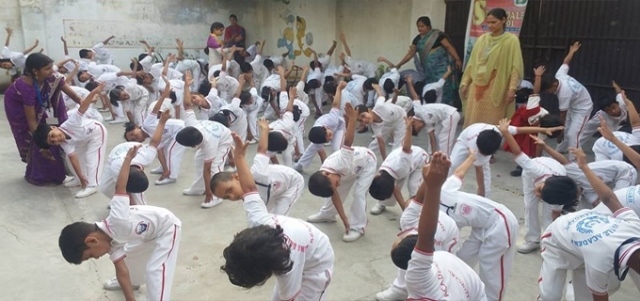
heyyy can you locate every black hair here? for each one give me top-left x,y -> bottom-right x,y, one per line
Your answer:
213,70 -> 221,78
263,59 -> 275,72
129,61 -> 143,72
416,16 -> 432,28
33,123 -> 53,149
167,91 -> 177,104
176,126 -> 204,147
261,86 -> 273,103
308,171 -> 334,197
363,78 -> 378,90
229,14 -> 238,21
391,234 -> 418,270
515,88 -> 533,104
308,126 -> 328,144
233,51 -> 245,64
78,49 -> 91,59
210,22 -> 224,33
84,81 -> 99,92
135,74 -> 145,86
324,75 -> 335,83
138,53 -> 148,62
210,111 -> 231,127
198,60 -> 209,77
540,75 -> 558,92
210,172 -> 235,191
123,123 -> 138,141
127,166 -> 149,193
24,53 -> 53,77
476,130 -> 502,156
487,8 -> 508,29
240,62 -> 253,74
619,123 -> 632,134
597,95 -> 618,112
203,46 -> 210,55
382,79 -> 395,95
414,81 -> 426,104
423,90 -> 437,104
323,81 -> 337,96
540,176 -> 577,206
198,80 -> 212,96
267,131 -> 288,152
622,145 -> 640,165
76,70 -> 89,82
369,171 -> 396,200
239,91 -> 252,106
307,79 -> 320,90
355,104 -> 369,115
292,105 -> 302,122
220,225 -> 293,288
58,222 -> 95,264
309,60 -> 323,70
407,108 -> 415,117
0,58 -> 14,67
539,115 -> 563,138
109,86 -> 125,107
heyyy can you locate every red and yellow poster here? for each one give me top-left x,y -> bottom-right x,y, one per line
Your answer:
463,0 -> 529,68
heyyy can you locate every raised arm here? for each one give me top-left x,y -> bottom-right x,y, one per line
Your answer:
529,134 -> 570,165
533,66 -> 545,95
176,39 -> 185,61
78,83 -> 104,114
402,117 -> 414,153
257,118 -> 269,154
102,35 -> 116,45
415,152 -> 450,253
339,32 -> 352,57
299,65 -> 310,84
4,27 -> 12,47
571,148 -> 623,213
311,48 -> 319,68
499,118 -> 523,157
63,60 -> 79,84
563,42 -> 581,66
115,145 -> 140,195
395,45 -> 417,69
621,91 -> 640,127
149,111 -> 170,148
284,60 -> 295,79
598,116 -> 640,169
340,83 -> 357,147
453,151 -> 476,179
405,75 -> 420,101
377,56 -> 394,68
277,66 -> 286,92
151,77 -> 171,114
285,86 -> 295,113
23,39 -> 39,55
162,53 -> 175,77
60,36 -> 69,56
232,133 -> 257,193
183,71 -> 193,110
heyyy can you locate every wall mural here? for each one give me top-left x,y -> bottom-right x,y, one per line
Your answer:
277,8 -> 314,59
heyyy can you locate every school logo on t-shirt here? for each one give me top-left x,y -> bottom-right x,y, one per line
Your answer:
135,222 -> 149,235
567,212 -> 620,247
460,203 -> 473,216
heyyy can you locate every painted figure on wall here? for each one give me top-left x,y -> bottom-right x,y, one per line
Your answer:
277,11 -> 314,59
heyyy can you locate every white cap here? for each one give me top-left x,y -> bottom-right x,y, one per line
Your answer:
519,80 -> 533,90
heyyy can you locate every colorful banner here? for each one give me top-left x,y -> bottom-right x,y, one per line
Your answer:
463,0 -> 529,69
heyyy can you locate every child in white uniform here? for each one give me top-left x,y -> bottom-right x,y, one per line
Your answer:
177,72 -> 234,208
377,57 -> 401,98
578,83 -> 628,147
109,81 -> 150,126
211,119 -> 304,216
58,145 -> 181,301
307,102 -> 377,242
541,42 -> 593,155
406,75 -> 459,154
221,132 -> 334,300
1,27 -> 39,75
339,33 -> 377,78
450,121 -> 562,197
33,85 -> 108,199
357,84 -> 407,160
125,85 -> 186,186
377,168 -> 460,301
214,80 -> 249,141
62,85 -> 103,122
403,152 -> 487,301
500,119 -> 579,254
440,151 -> 519,301
369,118 -> 430,215
538,148 -> 640,301
267,87 -> 299,167
294,82 -> 347,173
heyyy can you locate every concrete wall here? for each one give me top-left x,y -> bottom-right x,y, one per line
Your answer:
1,0 -> 449,85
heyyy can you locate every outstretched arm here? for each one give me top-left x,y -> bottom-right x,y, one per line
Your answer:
256,119 -> 269,154
176,39 -> 185,61
4,27 -> 12,47
533,66 -> 545,95
395,45 -> 417,69
149,111 -> 170,148
529,134 -> 570,165
598,116 -> 640,169
621,91 -> 640,128
115,145 -> 139,195
61,36 -> 69,56
499,118 -> 523,157
415,152 -> 451,253
377,56 -> 394,68
151,77 -> 171,115
571,148 -> 623,213
339,33 -> 352,57
102,35 -> 116,45
232,133 -> 257,193
563,42 -> 581,66
405,75 -> 420,101
78,83 -> 104,114
23,39 -> 39,55
453,151 -> 476,179
183,71 -> 193,110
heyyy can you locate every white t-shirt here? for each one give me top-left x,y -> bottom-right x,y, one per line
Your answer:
216,71 -> 240,102
421,78 -> 445,103
593,186 -> 640,217
122,82 -> 149,112
141,112 -> 185,150
380,146 -> 429,180
59,110 -> 103,156
251,153 -> 304,206
379,68 -> 400,92
458,123 -> 517,166
515,153 -> 566,213
149,63 -> 183,82
156,79 -> 185,107
107,142 -> 158,174
339,90 -> 360,113
345,74 -> 368,103
400,199 -> 460,253
406,249 -> 486,300
345,56 -> 377,78
547,208 -> 640,294
269,111 -> 297,146
592,129 -> 640,161
92,42 -> 114,65
220,97 -> 248,135
564,161 -> 637,205
261,74 -> 281,91
413,102 -> 458,133
251,54 -> 269,87
320,146 -> 377,182
372,97 -> 406,126
96,73 -> 132,91
183,110 -> 233,162
62,86 -> 91,111
2,46 -> 26,71
202,87 -> 226,119
242,192 -> 334,300
312,108 -> 345,139
441,175 -> 515,229
555,64 -> 593,113
95,195 -> 181,262
86,63 -> 121,78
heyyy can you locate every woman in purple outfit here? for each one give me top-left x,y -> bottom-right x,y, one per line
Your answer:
4,53 -> 82,186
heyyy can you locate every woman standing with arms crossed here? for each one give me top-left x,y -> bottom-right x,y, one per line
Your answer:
460,8 -> 524,128
4,53 -> 82,186
395,16 -> 462,106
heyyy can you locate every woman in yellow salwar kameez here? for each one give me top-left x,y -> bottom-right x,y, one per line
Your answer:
460,8 -> 524,128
